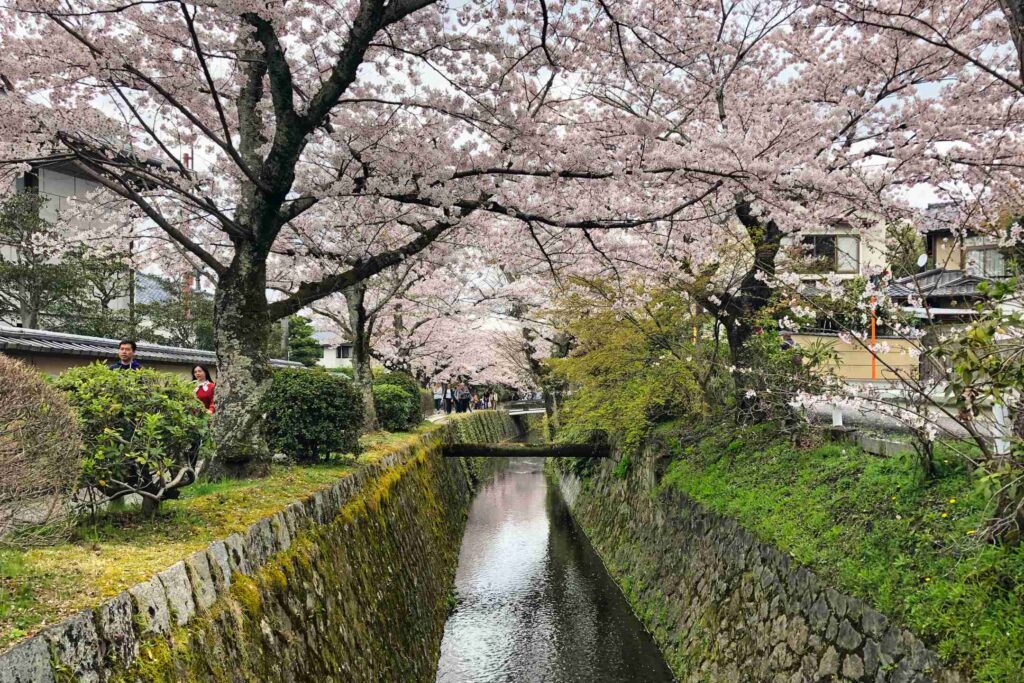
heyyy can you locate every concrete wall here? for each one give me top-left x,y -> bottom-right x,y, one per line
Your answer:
792,333 -> 920,381
0,411 -> 518,683
551,444 -> 964,683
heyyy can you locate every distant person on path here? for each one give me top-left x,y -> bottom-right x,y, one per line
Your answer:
488,392 -> 497,409
108,340 -> 141,370
432,384 -> 443,413
444,383 -> 455,414
457,382 -> 471,413
193,365 -> 216,414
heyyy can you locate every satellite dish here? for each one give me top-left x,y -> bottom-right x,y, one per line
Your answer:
916,254 -> 928,268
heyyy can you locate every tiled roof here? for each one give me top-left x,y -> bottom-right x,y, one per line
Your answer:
0,325 -> 302,368
886,269 -> 990,299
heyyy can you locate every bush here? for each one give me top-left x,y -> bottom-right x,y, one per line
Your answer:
54,363 -> 211,515
373,370 -> 423,426
264,368 -> 363,463
0,356 -> 82,546
373,384 -> 417,432
328,366 -> 354,379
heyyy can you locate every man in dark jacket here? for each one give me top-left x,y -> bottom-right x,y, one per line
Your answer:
108,340 -> 142,370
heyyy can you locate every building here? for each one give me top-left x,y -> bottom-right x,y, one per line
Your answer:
315,330 -> 354,370
781,216 -> 889,286
0,325 -> 302,377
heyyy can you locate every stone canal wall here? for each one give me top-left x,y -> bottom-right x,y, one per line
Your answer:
552,442 -> 965,683
1,411 -> 517,683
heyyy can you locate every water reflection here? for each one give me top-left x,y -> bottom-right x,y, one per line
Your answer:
436,458 -> 675,683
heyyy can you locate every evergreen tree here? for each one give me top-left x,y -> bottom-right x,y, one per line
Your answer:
287,315 -> 321,367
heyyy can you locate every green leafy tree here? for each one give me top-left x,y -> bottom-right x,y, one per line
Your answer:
287,315 -> 321,367
137,277 -> 215,350
0,192 -> 82,328
886,221 -> 927,278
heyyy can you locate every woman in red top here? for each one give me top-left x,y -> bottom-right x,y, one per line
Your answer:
192,365 -> 215,414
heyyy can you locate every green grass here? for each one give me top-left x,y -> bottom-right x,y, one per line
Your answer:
660,422 -> 1024,682
0,426 -> 436,651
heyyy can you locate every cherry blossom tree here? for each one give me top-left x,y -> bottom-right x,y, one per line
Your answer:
0,0 -> 716,474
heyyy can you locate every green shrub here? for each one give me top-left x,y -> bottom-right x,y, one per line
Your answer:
372,370 -> 423,426
373,384 -> 416,432
54,363 -> 211,515
328,366 -> 354,379
263,368 -> 363,463
0,355 -> 82,545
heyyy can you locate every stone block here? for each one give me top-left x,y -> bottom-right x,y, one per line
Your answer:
861,609 -> 888,639
42,610 -> 102,683
271,511 -> 292,553
185,550 -> 218,612
224,532 -> 251,575
842,653 -> 865,680
128,576 -> 171,636
836,619 -> 862,652
245,517 -> 277,568
95,591 -> 138,668
817,646 -> 840,678
809,594 -> 830,631
0,636 -> 55,683
207,539 -> 234,589
158,561 -> 197,627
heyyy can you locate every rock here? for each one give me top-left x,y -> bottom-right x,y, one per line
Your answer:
786,616 -> 809,654
185,550 -> 218,612
861,610 -> 888,639
95,592 -> 138,667
129,577 -> 171,636
825,587 -> 848,617
207,540 -> 234,589
817,646 -> 841,678
809,594 -> 830,631
842,654 -> 865,680
158,561 -> 197,627
245,517 -> 276,567
0,636 -> 55,683
42,610 -> 102,683
862,639 -> 881,677
271,511 -> 292,553
223,532 -> 251,575
271,452 -> 293,465
836,619 -> 863,652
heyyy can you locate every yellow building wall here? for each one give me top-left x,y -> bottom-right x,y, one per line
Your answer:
792,334 -> 920,381
932,237 -> 963,270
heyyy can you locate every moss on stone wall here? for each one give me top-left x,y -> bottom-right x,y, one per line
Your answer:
551,443 -> 965,683
2,411 -> 518,683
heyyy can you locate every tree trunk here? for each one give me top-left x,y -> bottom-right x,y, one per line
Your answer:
345,282 -> 377,430
210,243 -> 273,478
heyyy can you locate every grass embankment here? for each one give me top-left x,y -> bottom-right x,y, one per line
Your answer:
0,423 -> 435,651
660,422 -> 1024,682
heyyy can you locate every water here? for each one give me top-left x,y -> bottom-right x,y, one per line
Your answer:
435,457 -> 675,683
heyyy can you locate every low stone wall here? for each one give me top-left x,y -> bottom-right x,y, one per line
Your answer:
1,411 -> 517,683
551,443 -> 965,683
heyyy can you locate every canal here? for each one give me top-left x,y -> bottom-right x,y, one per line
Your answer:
435,457 -> 675,682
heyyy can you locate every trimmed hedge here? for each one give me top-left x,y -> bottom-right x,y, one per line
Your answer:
374,384 -> 416,432
264,368 -> 363,462
0,355 -> 82,545
372,370 -> 423,429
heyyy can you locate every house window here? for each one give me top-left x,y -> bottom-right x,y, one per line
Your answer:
336,344 -> 353,359
800,235 -> 860,274
965,248 -> 1007,278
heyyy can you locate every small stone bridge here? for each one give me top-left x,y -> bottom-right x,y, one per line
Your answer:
445,401 -> 609,458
